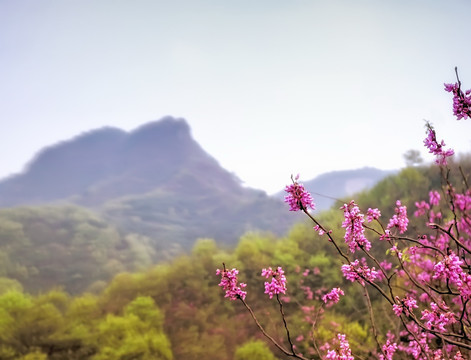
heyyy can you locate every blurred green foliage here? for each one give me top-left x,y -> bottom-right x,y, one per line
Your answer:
0,157 -> 470,359
0,205 -> 156,294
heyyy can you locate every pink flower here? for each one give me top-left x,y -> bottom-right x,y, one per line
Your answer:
421,302 -> 456,332
322,287 -> 345,307
301,285 -> 313,300
387,200 -> 409,234
341,201 -> 371,253
429,190 -> 441,206
366,208 -> 381,222
261,266 -> 287,299
284,175 -> 315,211
444,81 -> 471,120
432,252 -> 471,299
379,332 -> 398,360
341,259 -> 379,285
414,200 -> 430,217
325,334 -> 354,360
423,125 -> 454,166
313,225 -> 326,236
454,191 -> 471,212
393,295 -> 418,316
433,252 -> 463,284
380,260 -> 392,271
392,303 -> 403,317
390,245 -> 402,260
216,267 -> 247,300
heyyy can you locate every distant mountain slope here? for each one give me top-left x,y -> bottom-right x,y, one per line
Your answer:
0,117 -> 300,255
0,205 -> 149,294
0,117 -> 241,207
275,168 -> 396,212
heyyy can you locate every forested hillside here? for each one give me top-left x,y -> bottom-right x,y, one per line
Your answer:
1,157 -> 470,359
0,117 -> 301,258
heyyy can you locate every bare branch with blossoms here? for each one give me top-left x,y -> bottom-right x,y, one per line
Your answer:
444,67 -> 471,120
217,70 -> 471,359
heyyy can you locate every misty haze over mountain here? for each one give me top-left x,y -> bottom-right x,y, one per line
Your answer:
0,117 -> 394,252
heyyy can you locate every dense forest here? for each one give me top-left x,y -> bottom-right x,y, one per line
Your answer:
1,155 -> 470,359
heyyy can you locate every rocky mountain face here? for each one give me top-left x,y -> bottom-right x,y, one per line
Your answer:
0,117 -> 300,256
0,117 -> 239,206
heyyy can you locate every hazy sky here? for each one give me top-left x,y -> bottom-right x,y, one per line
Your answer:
1,0 -> 471,194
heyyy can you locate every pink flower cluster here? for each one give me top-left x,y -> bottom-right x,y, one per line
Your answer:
454,191 -> 471,212
414,191 -> 443,223
429,190 -> 441,206
387,200 -> 409,234
284,175 -> 315,212
432,252 -> 471,299
341,259 -> 379,285
366,207 -> 381,222
341,201 -> 371,253
424,126 -> 454,166
261,266 -> 287,299
325,333 -> 354,360
216,267 -> 247,300
421,302 -> 456,332
414,200 -> 430,217
393,295 -> 418,317
444,82 -> 471,120
322,287 -> 344,307
379,332 -> 398,360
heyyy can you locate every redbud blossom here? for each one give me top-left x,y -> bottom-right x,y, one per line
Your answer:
400,331 -> 430,359
261,266 -> 287,299
393,295 -> 418,317
313,225 -> 326,235
284,176 -> 315,211
379,344 -> 397,360
322,287 -> 344,307
444,82 -> 471,120
432,252 -> 471,299
366,208 -> 381,222
387,200 -> 409,234
424,126 -> 454,166
414,201 -> 430,217
341,201 -> 371,253
454,191 -> 471,212
379,332 -> 398,360
341,259 -> 379,285
216,267 -> 247,300
421,302 -> 456,332
380,260 -> 392,271
429,190 -> 440,206
325,334 -> 354,360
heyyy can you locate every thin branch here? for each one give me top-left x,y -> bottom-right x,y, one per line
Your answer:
363,285 -> 382,355
276,294 -> 298,356
239,298 -> 310,360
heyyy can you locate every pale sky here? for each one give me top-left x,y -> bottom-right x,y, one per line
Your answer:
1,0 -> 471,194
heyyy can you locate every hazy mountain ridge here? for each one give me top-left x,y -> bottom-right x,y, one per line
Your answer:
0,117 -> 300,256
0,117 -> 243,207
0,117 -> 401,293
0,117 -> 395,258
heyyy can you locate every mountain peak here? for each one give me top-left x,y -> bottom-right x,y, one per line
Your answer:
0,117 -> 214,206
131,116 -> 190,136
